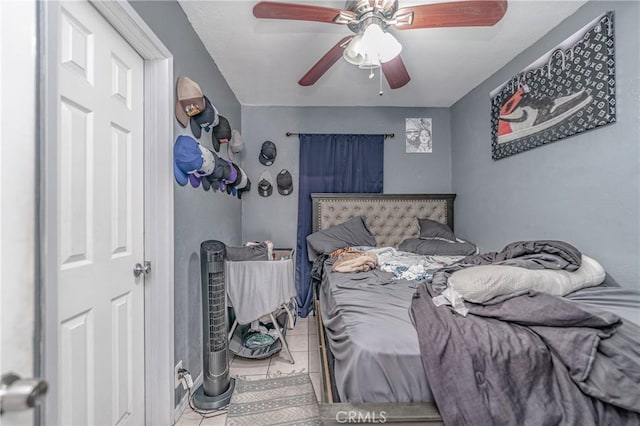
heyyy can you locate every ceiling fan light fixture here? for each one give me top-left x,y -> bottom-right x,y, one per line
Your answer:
254,0 -> 509,90
343,23 -> 402,67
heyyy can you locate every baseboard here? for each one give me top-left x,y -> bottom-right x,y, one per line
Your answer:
173,372 -> 204,424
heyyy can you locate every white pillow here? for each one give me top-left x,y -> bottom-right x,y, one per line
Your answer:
448,255 -> 605,304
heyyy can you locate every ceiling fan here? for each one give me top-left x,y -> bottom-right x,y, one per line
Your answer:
253,0 -> 508,90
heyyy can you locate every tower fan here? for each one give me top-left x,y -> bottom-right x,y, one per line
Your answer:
193,240 -> 235,409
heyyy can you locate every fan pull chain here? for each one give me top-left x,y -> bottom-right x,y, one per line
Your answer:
379,66 -> 383,96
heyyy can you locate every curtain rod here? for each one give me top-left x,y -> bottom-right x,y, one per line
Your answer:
285,132 -> 394,139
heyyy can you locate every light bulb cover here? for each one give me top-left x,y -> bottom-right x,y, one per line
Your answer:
343,23 -> 402,67
362,23 -> 386,46
343,35 -> 365,65
379,32 -> 402,63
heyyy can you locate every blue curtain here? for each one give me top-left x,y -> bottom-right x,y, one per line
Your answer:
295,134 -> 384,317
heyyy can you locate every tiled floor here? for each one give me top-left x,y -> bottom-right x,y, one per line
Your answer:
175,315 -> 321,426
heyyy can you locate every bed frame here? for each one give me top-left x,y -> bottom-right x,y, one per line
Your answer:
311,193 -> 455,425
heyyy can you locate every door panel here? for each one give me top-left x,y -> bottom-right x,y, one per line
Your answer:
57,1 -> 144,425
59,97 -> 93,268
111,292 -> 133,425
59,311 -> 94,426
110,124 -> 133,258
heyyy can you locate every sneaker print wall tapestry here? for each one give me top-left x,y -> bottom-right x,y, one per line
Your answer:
490,12 -> 615,160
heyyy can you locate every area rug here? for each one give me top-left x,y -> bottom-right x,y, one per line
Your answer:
226,373 -> 320,426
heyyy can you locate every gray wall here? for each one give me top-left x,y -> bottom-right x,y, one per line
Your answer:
129,0 -> 242,407
240,106 -> 451,249
451,1 -> 640,288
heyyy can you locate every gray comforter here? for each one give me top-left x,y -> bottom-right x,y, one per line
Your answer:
411,285 -> 640,425
459,239 -> 582,270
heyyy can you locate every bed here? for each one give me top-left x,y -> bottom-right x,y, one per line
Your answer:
309,193 -> 640,425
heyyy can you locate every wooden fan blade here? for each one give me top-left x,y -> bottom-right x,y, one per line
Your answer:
253,1 -> 352,24
394,0 -> 508,30
299,36 -> 353,87
381,55 -> 411,89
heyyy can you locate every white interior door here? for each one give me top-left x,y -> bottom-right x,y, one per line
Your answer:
56,1 -> 145,424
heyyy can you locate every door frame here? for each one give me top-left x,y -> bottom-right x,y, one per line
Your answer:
40,1 -> 175,425
1,2 -> 38,426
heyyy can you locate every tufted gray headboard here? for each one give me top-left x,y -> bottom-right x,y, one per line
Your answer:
311,193 -> 456,248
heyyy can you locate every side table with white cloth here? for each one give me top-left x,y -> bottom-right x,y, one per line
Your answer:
225,249 -> 296,363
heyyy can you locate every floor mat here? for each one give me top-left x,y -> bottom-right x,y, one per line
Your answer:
226,373 -> 320,426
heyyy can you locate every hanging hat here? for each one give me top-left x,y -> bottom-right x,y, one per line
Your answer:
204,153 -> 231,189
212,116 -> 232,152
222,159 -> 238,184
214,159 -> 237,193
258,171 -> 273,197
175,76 -> 205,128
189,174 -> 201,188
234,164 -> 249,190
201,176 -> 211,191
205,174 -> 220,190
236,167 -> 252,199
229,163 -> 243,187
211,154 -> 230,180
226,183 -> 237,196
237,178 -> 251,199
276,169 -> 293,196
228,129 -> 245,161
259,141 -> 277,166
173,135 -> 215,186
190,96 -> 219,140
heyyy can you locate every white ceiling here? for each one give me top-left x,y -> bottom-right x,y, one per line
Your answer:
178,0 -> 588,107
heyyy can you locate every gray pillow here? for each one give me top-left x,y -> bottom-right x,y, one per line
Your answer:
306,216 -> 376,261
399,237 -> 477,256
226,243 -> 269,261
418,218 -> 456,241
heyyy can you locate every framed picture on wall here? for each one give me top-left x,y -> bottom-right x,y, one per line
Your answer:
406,118 -> 432,153
490,11 -> 615,160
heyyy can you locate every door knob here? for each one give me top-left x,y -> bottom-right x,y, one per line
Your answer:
133,261 -> 151,277
0,372 -> 48,414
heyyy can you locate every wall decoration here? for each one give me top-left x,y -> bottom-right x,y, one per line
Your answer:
490,12 -> 615,160
406,118 -> 432,153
